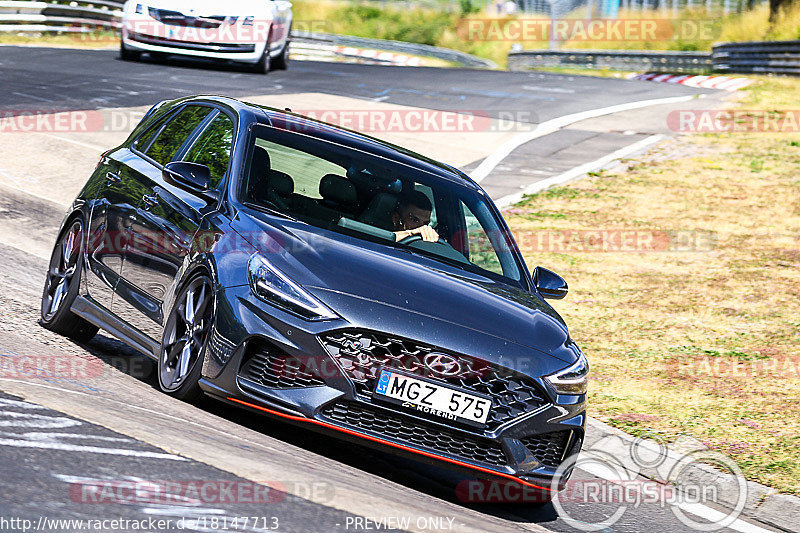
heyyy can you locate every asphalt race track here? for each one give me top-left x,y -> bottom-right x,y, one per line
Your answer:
0,45 -> 778,533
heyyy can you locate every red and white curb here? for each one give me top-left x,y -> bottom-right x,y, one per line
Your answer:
289,42 -> 425,67
629,73 -> 754,92
334,46 -> 423,66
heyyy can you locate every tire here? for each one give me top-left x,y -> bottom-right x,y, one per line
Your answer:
119,41 -> 141,61
250,45 -> 271,74
40,219 -> 99,343
158,273 -> 214,401
272,39 -> 289,71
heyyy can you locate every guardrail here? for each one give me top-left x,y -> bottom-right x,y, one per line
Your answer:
0,0 -> 494,68
508,49 -> 713,73
713,40 -> 800,75
291,30 -> 495,69
0,0 -> 123,32
509,43 -> 800,75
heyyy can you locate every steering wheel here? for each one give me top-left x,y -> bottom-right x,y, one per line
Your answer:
398,234 -> 447,245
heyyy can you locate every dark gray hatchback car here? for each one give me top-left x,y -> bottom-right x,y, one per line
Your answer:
41,95 -> 588,500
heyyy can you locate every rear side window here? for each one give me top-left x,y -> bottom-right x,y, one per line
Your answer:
145,106 -> 212,166
255,138 -> 343,199
133,113 -> 171,152
183,113 -> 234,189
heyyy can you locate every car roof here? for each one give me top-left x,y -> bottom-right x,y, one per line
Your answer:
179,95 -> 481,190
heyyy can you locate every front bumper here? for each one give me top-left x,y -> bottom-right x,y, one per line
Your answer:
200,284 -> 586,491
122,24 -> 267,62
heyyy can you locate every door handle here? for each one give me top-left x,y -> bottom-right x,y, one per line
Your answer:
142,194 -> 159,210
106,172 -> 121,185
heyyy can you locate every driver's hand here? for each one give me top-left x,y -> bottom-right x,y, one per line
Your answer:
417,225 -> 439,242
395,225 -> 439,243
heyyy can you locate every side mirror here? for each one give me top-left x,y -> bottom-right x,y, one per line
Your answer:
533,266 -> 568,300
163,161 -> 218,203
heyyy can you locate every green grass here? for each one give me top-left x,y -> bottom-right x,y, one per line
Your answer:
292,0 -> 800,67
503,75 -> 800,494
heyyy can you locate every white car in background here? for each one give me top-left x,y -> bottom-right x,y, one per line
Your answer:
120,0 -> 292,73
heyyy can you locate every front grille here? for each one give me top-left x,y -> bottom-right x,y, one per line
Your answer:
320,330 -> 549,428
240,346 -> 326,389
129,33 -> 257,53
321,401 -> 507,467
148,8 -> 224,28
519,431 -> 572,469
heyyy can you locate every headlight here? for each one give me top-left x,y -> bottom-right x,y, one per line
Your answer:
544,353 -> 589,395
247,253 -> 337,321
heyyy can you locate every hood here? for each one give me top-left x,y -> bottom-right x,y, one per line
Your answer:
232,210 -> 578,368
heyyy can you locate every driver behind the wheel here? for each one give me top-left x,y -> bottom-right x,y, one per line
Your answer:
392,190 -> 439,243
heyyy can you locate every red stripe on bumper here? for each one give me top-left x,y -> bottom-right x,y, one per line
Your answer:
226,396 -> 552,492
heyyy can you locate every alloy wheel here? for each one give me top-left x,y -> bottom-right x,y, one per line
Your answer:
159,275 -> 214,392
42,220 -> 82,321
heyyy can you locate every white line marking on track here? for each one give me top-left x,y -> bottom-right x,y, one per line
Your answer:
469,95 -> 695,183
580,460 -> 773,533
0,397 -> 186,460
30,131 -> 105,151
0,379 -> 286,455
0,435 -> 187,460
494,134 -> 665,207
12,91 -> 54,103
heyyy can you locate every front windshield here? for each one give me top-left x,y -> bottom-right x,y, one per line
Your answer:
241,124 -> 523,286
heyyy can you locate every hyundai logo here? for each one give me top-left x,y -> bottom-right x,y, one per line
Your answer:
342,339 -> 364,350
423,353 -> 461,377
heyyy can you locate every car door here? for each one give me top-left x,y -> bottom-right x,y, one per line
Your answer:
114,106 -> 234,341
84,115 -> 172,311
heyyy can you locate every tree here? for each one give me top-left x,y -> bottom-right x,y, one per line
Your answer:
769,0 -> 792,22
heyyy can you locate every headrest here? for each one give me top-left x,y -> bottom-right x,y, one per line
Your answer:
319,174 -> 357,205
267,170 -> 293,196
251,146 -> 270,176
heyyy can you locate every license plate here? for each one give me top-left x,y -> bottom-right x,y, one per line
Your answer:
374,370 -> 492,428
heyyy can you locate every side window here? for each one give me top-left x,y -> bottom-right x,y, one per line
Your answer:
183,113 -> 234,189
254,138 -> 343,199
132,113 -> 171,152
145,106 -> 212,166
460,201 -> 504,277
